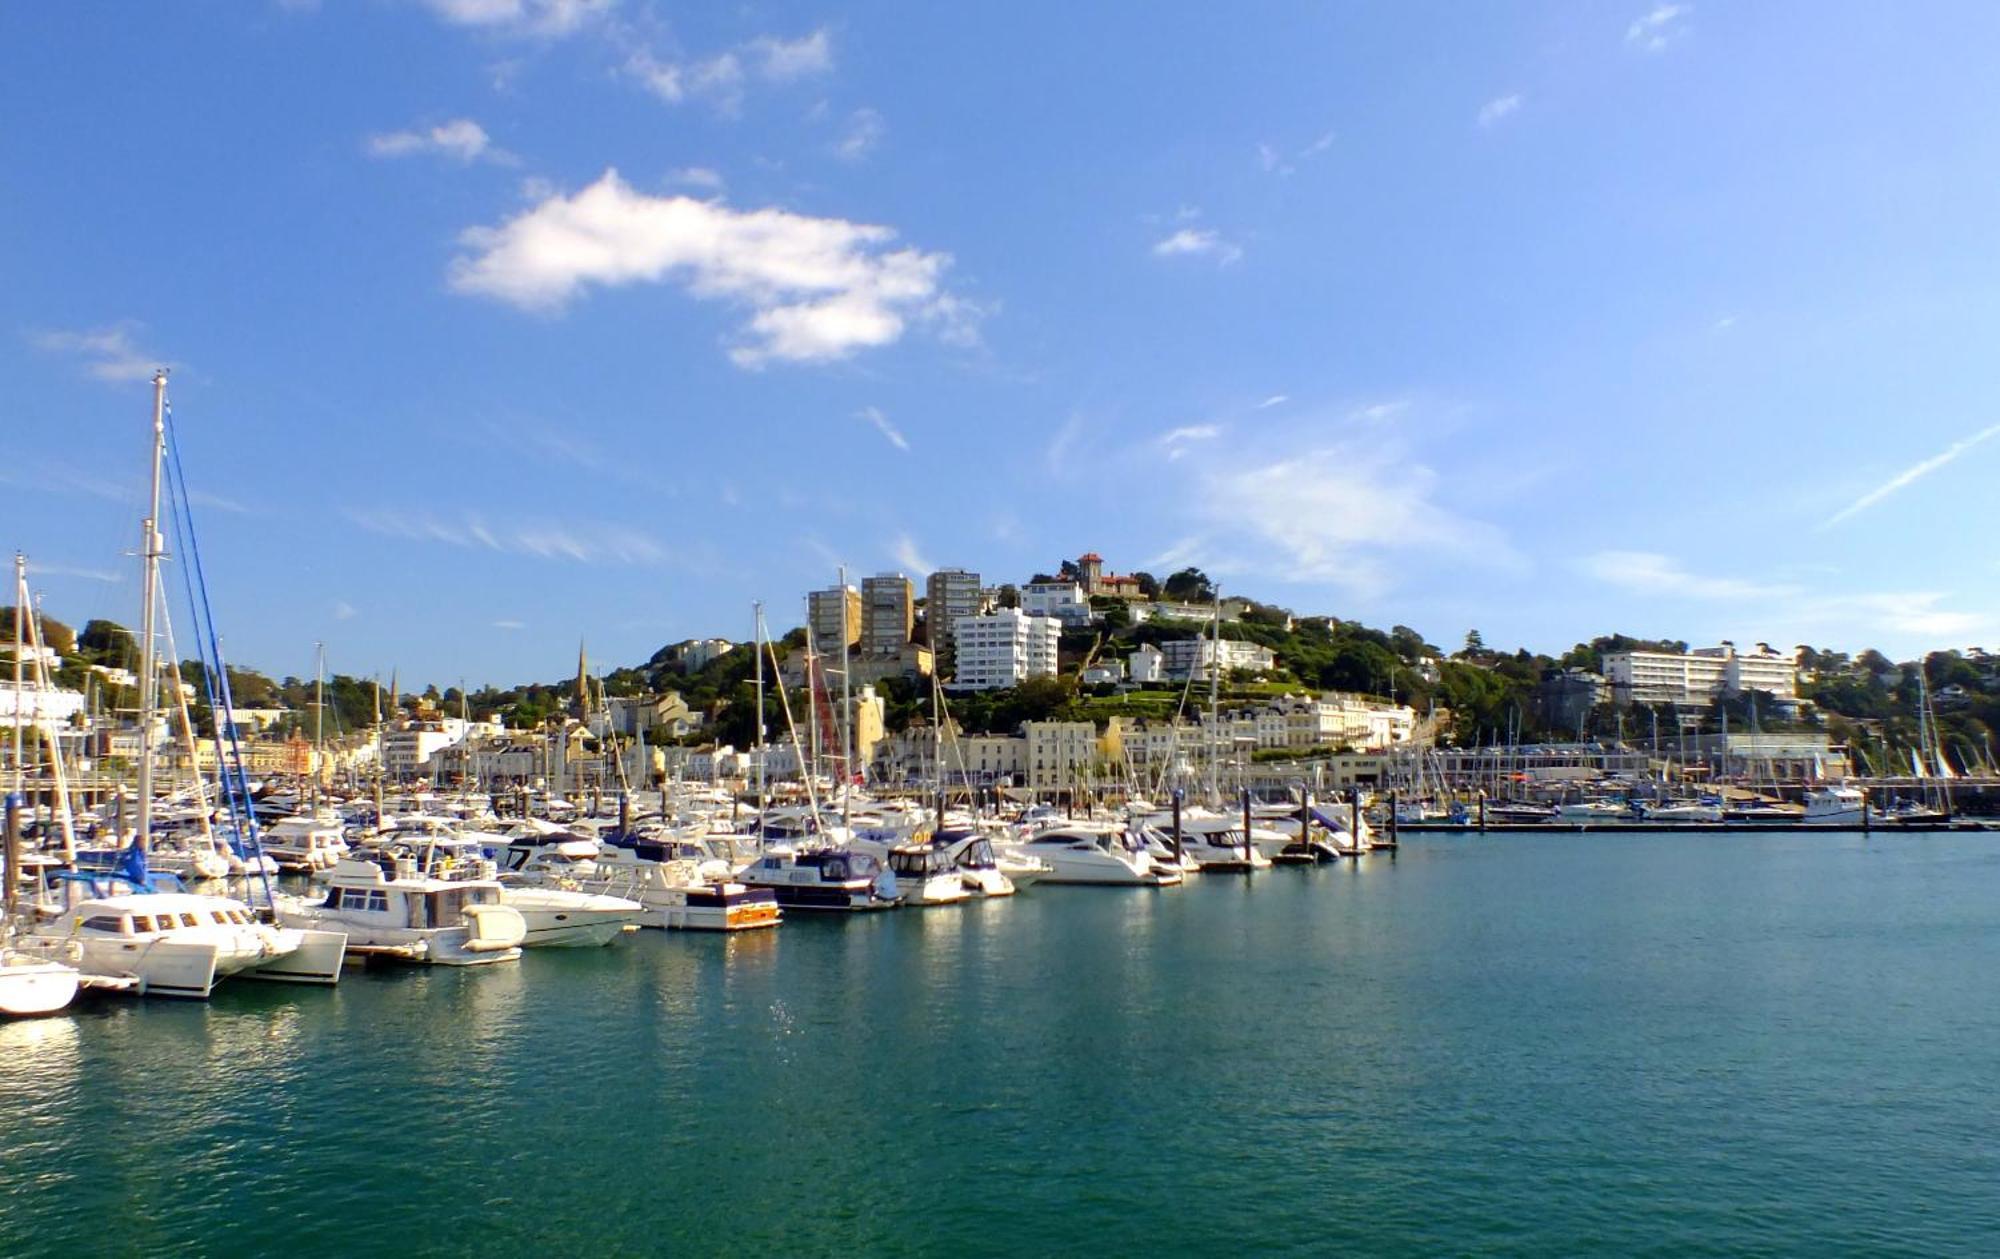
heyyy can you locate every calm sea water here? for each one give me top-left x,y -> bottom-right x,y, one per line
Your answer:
5,831 -> 1999,1257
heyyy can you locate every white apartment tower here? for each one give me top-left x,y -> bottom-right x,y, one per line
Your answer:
947,609 -> 1062,691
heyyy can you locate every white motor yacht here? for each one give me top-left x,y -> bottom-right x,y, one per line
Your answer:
883,842 -> 971,906
1011,826 -> 1181,886
497,883 -> 644,947
260,813 -> 349,872
736,848 -> 902,911
276,851 -> 524,965
1803,786 -> 1867,825
932,830 -> 1023,896
1152,815 -> 1272,873
580,837 -> 782,931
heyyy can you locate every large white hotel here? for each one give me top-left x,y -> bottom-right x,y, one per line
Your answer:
1600,641 -> 1800,707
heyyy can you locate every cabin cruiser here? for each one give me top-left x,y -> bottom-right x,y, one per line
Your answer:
1556,799 -> 1635,823
1877,797 -> 1947,824
883,842 -> 971,906
580,842 -> 781,931
260,813 -> 349,872
1642,795 -> 1725,824
931,830 -> 1023,896
1802,786 -> 1866,825
0,944 -> 81,1016
1485,800 -> 1559,823
1155,814 -> 1272,873
497,882 -> 644,947
276,849 -> 524,965
737,848 -> 901,911
1009,826 -> 1182,886
22,868 -> 343,996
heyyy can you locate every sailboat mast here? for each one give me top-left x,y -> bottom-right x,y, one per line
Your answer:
838,565 -> 853,826
312,642 -> 326,811
135,370 -> 168,852
11,553 -> 24,797
753,601 -> 766,840
1208,582 -> 1221,804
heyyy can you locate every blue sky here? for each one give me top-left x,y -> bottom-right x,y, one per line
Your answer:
5,1 -> 1999,687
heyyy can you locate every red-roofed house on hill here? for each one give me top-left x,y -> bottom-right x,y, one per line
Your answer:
1076,552 -> 1146,600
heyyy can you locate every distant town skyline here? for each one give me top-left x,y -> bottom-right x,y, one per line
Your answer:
6,3 -> 2000,687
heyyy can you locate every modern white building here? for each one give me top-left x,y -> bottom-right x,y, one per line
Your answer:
675,638 -> 736,672
1602,642 -> 1799,707
1156,637 -> 1278,682
1020,581 -> 1093,626
948,610 -> 1062,691
1129,644 -> 1166,684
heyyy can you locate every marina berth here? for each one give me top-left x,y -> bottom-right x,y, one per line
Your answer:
579,836 -> 782,931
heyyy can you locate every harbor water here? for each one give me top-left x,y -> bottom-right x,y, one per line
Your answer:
5,830 -> 1999,1256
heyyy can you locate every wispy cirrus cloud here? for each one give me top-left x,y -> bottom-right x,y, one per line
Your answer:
1820,422 -> 2000,530
1256,394 -> 1289,410
26,561 -> 122,584
856,406 -> 909,452
1579,549 -> 1993,647
449,169 -> 975,367
1258,129 -> 1335,177
1161,428 -> 1516,598
833,107 -> 884,161
348,506 -> 666,565
492,618 -> 527,630
621,27 -> 832,112
1159,424 -> 1220,461
750,29 -> 832,81
419,0 -> 611,39
1349,399 -> 1412,423
367,118 -> 512,164
892,534 -> 934,576
1626,3 -> 1691,52
30,324 -> 169,382
1477,93 -> 1523,128
1152,227 -> 1243,266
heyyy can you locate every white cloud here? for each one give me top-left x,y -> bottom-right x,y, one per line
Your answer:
1581,550 -> 1797,602
857,406 -> 909,452
1477,94 -> 1522,128
26,561 -> 122,584
1152,228 -> 1243,265
750,29 -> 832,81
1256,394 -> 1289,410
493,618 -> 527,630
1257,141 -> 1290,176
420,0 -> 610,38
1046,412 -> 1086,475
449,169 -> 969,367
30,325 -> 167,382
349,507 -> 666,565
186,489 -> 250,514
1172,439 -> 1514,597
667,166 -> 725,191
1349,399 -> 1411,423
1159,424 -> 1220,461
1258,130 -> 1335,176
1626,3 -> 1691,52
1820,422 -> 2000,529
835,107 -> 884,161
1712,314 -> 1737,332
1578,550 -> 1994,648
892,534 -> 934,576
333,600 -> 358,621
368,118 -> 511,164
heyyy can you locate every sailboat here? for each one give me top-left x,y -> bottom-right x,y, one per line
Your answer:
3,560 -> 81,1016
16,373 -> 344,995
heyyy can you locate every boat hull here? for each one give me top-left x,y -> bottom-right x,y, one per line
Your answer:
0,956 -> 81,1016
